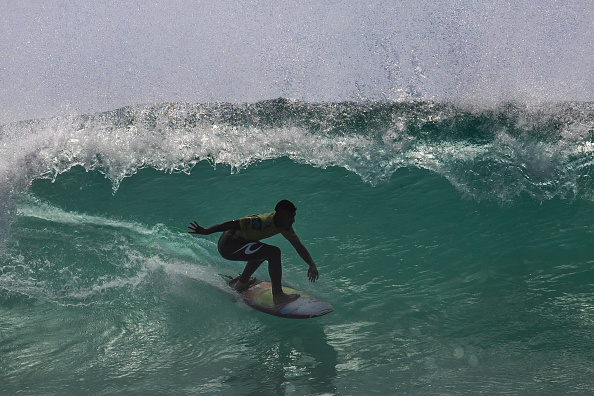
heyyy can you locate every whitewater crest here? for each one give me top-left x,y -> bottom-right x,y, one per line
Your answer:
0,99 -> 593,205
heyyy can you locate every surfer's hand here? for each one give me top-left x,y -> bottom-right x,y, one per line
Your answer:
188,221 -> 206,234
308,265 -> 319,282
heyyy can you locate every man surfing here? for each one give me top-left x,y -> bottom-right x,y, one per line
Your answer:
188,200 -> 319,305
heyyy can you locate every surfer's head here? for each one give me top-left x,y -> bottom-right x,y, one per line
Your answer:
275,199 -> 297,214
275,200 -> 297,229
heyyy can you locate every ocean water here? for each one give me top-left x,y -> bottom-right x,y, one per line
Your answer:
1,100 -> 593,395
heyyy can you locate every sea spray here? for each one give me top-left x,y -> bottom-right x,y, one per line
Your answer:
2,100 -> 593,202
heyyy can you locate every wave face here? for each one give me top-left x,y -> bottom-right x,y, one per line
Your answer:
1,100 -> 594,394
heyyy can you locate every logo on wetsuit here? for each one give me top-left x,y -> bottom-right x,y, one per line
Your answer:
251,217 -> 263,230
232,242 -> 263,255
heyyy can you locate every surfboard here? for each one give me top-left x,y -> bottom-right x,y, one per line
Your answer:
223,275 -> 334,319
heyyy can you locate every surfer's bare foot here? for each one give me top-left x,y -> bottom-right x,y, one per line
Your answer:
273,292 -> 300,305
232,277 -> 257,292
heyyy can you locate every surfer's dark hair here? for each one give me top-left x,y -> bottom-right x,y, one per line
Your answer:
275,199 -> 297,213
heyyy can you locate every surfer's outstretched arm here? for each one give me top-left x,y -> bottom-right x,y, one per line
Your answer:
288,235 -> 319,282
188,220 -> 239,235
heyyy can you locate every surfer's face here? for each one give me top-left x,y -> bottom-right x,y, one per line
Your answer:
277,210 -> 296,229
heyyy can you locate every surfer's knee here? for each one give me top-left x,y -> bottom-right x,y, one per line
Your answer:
266,245 -> 281,262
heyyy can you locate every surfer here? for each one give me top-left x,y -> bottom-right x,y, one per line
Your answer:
188,200 -> 319,305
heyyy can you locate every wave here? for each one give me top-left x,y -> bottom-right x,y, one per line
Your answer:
2,195 -> 224,304
1,99 -> 593,216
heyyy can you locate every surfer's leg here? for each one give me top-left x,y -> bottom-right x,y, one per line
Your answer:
264,246 -> 283,295
218,236 -> 298,302
265,247 -> 299,304
231,243 -> 284,295
239,260 -> 264,284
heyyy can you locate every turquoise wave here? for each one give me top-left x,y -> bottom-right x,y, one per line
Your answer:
1,100 -> 594,394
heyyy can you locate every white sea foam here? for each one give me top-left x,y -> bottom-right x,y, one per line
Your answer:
1,100 -> 593,236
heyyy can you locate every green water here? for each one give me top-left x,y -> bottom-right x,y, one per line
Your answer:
1,102 -> 594,394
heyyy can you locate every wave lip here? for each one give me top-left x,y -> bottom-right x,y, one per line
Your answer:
1,100 -> 593,208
